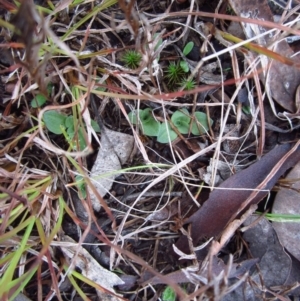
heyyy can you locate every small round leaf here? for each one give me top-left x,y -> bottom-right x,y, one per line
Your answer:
137,109 -> 159,136
171,109 -> 191,134
65,115 -> 74,129
129,109 -> 160,136
66,126 -> 75,139
140,108 -> 153,123
157,122 -> 177,143
31,94 -> 47,108
43,110 -> 67,134
191,112 -> 213,135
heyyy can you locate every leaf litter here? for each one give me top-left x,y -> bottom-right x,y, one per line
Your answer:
1,0 -> 300,300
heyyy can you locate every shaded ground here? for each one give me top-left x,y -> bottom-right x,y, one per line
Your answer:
1,0 -> 300,300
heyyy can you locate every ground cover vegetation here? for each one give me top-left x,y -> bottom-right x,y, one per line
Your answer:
1,0 -> 300,300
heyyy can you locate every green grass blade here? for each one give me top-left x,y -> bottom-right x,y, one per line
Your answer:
8,268 -> 38,301
0,216 -> 36,297
0,214 -> 35,244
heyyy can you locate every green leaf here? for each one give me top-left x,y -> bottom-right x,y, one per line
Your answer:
128,109 -> 159,136
65,115 -> 74,129
91,119 -> 101,132
157,122 -> 177,143
66,126 -> 75,139
31,94 -> 47,108
140,108 -> 160,136
67,127 -> 87,150
139,108 -> 152,123
191,112 -> 213,135
43,111 -> 67,134
66,127 -> 76,150
183,41 -> 194,56
162,286 -> 176,301
242,105 -> 251,115
171,109 -> 191,134
142,121 -> 160,136
180,61 -> 189,73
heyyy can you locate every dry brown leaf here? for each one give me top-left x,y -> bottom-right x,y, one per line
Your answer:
175,143 -> 300,258
88,128 -> 134,211
272,161 -> 300,262
0,114 -> 24,130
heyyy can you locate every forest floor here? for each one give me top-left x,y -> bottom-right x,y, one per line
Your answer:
1,0 -> 300,300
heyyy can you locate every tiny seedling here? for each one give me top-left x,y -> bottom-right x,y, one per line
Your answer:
180,77 -> 196,90
183,41 -> 194,56
43,110 -> 101,150
128,108 -> 160,136
166,41 -> 195,88
171,108 -> 191,134
43,110 -> 67,135
121,50 -> 142,69
180,41 -> 194,73
223,67 -> 232,72
129,108 -> 213,143
165,62 -> 185,85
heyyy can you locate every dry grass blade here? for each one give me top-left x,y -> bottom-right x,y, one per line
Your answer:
1,0 -> 300,299
118,0 -> 139,37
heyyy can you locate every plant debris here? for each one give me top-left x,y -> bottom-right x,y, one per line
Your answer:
1,0 -> 300,300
